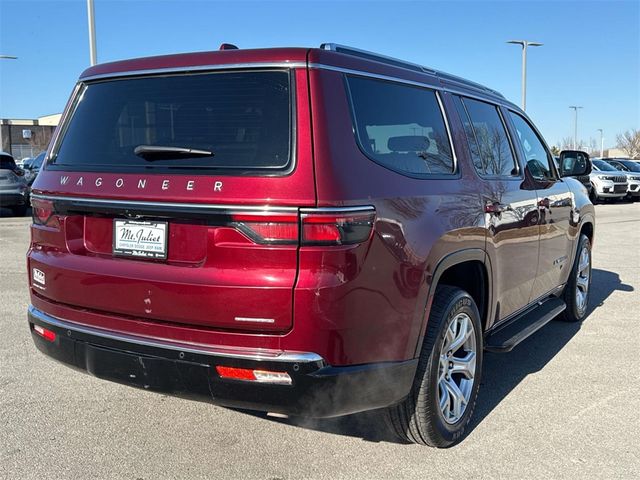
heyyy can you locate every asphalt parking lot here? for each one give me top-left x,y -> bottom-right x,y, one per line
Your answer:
1,203 -> 639,479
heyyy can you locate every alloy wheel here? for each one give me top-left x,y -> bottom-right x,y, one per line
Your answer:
575,246 -> 590,313
437,313 -> 477,424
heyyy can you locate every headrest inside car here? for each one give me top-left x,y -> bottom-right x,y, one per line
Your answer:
387,135 -> 431,152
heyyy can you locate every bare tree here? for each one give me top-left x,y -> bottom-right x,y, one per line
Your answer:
616,129 -> 640,159
559,137 -> 574,149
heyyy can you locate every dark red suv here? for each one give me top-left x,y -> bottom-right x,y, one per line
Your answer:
27,43 -> 595,447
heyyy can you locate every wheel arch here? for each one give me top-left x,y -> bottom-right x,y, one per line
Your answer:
413,249 -> 493,358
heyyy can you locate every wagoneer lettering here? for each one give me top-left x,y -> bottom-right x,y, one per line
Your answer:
27,43 -> 595,448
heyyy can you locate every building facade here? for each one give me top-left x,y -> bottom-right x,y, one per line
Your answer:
0,114 -> 61,160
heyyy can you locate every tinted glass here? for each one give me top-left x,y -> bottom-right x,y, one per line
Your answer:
0,155 -> 17,170
31,152 -> 45,169
346,76 -> 454,176
51,71 -> 292,173
457,97 -> 517,176
452,95 -> 484,174
508,112 -> 555,181
619,160 -> 640,172
593,160 -> 618,171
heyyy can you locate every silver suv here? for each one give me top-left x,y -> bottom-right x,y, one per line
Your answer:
602,158 -> 640,201
589,159 -> 628,203
0,152 -> 29,216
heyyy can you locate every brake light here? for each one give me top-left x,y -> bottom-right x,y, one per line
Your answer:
31,198 -> 55,226
215,366 -> 292,385
301,209 -> 376,246
33,324 -> 56,342
231,213 -> 298,244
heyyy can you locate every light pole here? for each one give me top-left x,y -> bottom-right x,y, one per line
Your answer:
507,40 -> 543,111
569,106 -> 583,149
596,129 -> 604,157
0,55 -> 18,151
87,0 -> 97,66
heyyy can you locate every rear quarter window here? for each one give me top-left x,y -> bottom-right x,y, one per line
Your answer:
49,70 -> 293,174
346,75 -> 455,177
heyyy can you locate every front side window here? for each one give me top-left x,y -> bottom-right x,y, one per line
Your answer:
346,75 -> 454,176
49,70 -> 292,174
508,111 -> 555,181
454,96 -> 518,177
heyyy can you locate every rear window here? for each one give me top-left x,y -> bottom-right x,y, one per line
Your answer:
49,70 -> 293,174
346,75 -> 455,176
0,155 -> 17,170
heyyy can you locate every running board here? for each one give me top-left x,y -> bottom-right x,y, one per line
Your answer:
484,298 -> 566,353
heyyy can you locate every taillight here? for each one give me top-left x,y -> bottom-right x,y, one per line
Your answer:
231,213 -> 299,244
33,324 -> 56,342
229,207 -> 375,246
300,208 -> 375,246
31,198 -> 55,226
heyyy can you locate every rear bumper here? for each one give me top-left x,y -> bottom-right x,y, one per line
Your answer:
28,306 -> 417,418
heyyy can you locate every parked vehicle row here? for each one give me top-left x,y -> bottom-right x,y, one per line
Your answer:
595,157 -> 640,202
558,155 -> 640,204
0,150 -> 46,215
0,151 -> 30,216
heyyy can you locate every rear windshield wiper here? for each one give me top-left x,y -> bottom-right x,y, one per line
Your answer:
134,145 -> 214,161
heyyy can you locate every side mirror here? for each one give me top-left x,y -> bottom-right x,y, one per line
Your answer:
559,150 -> 591,177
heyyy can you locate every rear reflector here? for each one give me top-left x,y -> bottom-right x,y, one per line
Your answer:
215,365 -> 292,385
33,324 -> 56,342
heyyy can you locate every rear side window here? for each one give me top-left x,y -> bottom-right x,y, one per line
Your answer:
346,76 -> 454,176
50,70 -> 292,174
452,96 -> 518,177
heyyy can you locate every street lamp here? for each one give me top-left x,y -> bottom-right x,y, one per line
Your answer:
596,129 -> 604,158
87,0 -> 98,66
507,40 -> 543,111
569,106 -> 583,149
0,55 -> 18,151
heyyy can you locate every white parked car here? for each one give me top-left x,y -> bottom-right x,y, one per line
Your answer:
589,159 -> 628,203
602,158 -> 640,202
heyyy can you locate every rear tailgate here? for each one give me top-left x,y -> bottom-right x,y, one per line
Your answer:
29,66 -> 315,333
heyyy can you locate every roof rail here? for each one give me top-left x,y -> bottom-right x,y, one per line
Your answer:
320,43 -> 435,74
320,43 -> 505,99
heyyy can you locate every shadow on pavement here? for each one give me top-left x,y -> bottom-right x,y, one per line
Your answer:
233,268 -> 632,445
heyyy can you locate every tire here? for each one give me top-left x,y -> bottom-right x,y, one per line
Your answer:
561,234 -> 592,322
10,204 -> 27,217
588,189 -> 598,205
386,285 -> 483,447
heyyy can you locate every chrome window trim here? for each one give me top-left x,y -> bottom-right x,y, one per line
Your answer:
300,205 -> 375,214
28,305 -> 324,363
435,90 -> 459,175
74,60 -> 517,110
342,73 -> 459,179
80,61 -> 308,82
308,63 -> 519,110
30,193 -> 300,214
45,83 -> 84,165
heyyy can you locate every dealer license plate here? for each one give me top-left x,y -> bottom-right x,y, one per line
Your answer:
113,219 -> 168,259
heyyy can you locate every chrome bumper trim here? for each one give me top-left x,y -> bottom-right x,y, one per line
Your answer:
28,305 -> 324,364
